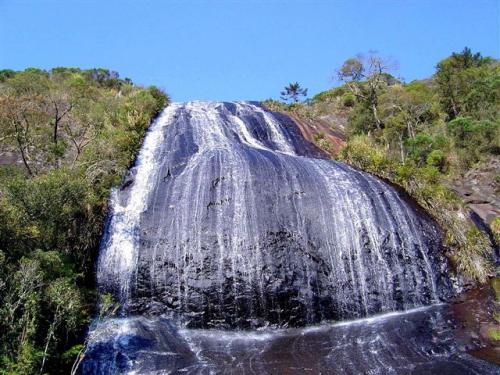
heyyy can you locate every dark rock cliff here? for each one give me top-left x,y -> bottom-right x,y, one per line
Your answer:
98,101 -> 453,329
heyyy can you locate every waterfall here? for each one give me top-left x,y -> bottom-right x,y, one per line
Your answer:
84,102 -> 500,375
97,101 -> 451,328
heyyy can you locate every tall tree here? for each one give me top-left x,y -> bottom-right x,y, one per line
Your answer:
434,47 -> 492,120
280,82 -> 308,103
0,94 -> 47,175
338,52 -> 396,130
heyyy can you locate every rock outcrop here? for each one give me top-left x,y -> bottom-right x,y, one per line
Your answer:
98,101 -> 452,329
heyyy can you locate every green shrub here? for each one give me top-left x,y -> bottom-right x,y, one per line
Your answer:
405,134 -> 435,165
491,217 -> 500,244
312,87 -> 346,103
449,227 -> 492,283
339,135 -> 392,175
489,328 -> 500,341
342,92 -> 355,107
426,150 -> 446,170
347,104 -> 377,136
447,117 -> 499,167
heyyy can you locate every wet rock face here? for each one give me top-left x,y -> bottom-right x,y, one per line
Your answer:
82,317 -> 198,374
98,101 -> 452,329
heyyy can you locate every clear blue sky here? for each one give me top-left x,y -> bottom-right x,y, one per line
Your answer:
1,0 -> 498,101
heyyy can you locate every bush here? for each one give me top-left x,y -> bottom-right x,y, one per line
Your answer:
347,104 -> 377,136
449,227 -> 493,283
491,217 -> 500,244
426,149 -> 446,170
342,92 -> 356,107
5,169 -> 92,253
447,117 -> 499,168
405,134 -> 434,165
339,135 -> 392,175
311,87 -> 346,103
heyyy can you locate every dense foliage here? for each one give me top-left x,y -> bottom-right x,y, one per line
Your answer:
0,68 -> 168,374
267,48 -> 499,283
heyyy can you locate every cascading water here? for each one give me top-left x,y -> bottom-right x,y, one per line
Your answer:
86,102 -> 498,374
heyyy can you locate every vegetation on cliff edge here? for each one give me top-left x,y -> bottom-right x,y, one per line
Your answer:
0,67 -> 168,374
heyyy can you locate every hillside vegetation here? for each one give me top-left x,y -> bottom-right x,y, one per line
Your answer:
0,68 -> 168,374
265,48 -> 499,283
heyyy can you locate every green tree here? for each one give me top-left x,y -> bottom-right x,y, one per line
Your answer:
280,82 -> 308,103
435,47 -> 495,119
338,52 -> 397,130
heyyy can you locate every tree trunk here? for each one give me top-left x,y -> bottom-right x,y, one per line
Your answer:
450,95 -> 458,118
372,103 -> 382,130
53,104 -> 59,145
15,133 -> 33,176
70,345 -> 86,375
407,121 -> 415,139
14,115 -> 33,176
52,102 -> 72,146
399,134 -> 406,163
39,330 -> 52,374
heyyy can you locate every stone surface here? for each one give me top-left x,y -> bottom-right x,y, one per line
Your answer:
450,157 -> 500,226
285,111 -> 346,156
83,305 -> 500,374
98,102 -> 452,329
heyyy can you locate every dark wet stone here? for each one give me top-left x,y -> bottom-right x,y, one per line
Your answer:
82,306 -> 499,374
99,102 -> 454,329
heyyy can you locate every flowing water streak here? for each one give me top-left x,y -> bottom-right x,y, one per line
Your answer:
97,104 -> 181,301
